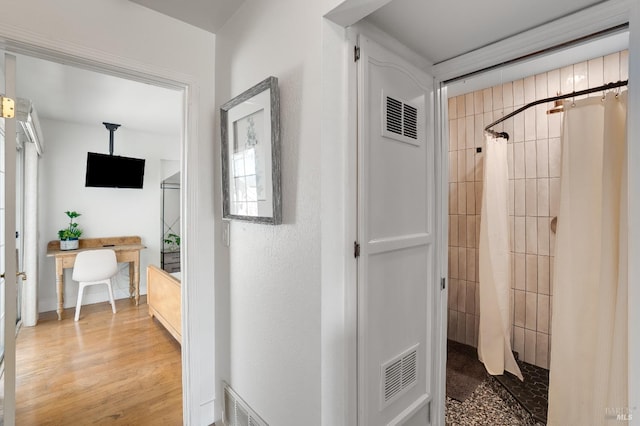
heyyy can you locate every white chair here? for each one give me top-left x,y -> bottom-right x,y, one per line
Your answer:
72,249 -> 118,321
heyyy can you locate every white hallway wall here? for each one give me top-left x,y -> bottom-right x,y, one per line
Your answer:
215,0 -> 324,424
0,0 -> 218,423
37,118 -> 179,312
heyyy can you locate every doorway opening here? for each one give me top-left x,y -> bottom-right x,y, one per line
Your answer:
442,31 -> 629,424
1,47 -> 186,423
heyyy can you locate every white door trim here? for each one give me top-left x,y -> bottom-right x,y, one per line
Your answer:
0,26 -> 202,424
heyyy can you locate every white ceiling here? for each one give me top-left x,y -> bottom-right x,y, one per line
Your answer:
129,0 -> 245,33
15,54 -> 182,137
12,0 -> 611,143
366,0 -> 606,64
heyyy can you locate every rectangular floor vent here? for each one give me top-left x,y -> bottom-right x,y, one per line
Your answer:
380,343 -> 419,409
381,91 -> 420,147
223,382 -> 269,426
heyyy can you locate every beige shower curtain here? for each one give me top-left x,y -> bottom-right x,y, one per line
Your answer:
548,92 -> 628,425
478,134 -> 523,380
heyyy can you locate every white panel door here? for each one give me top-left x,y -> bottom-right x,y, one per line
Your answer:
357,36 -> 437,426
1,52 -> 18,425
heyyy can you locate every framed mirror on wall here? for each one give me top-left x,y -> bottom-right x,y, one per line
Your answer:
220,76 -> 281,224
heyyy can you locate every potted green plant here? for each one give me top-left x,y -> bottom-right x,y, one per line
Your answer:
163,233 -> 180,252
58,211 -> 83,250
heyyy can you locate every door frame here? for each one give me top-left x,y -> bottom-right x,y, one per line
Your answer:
0,37 -> 198,422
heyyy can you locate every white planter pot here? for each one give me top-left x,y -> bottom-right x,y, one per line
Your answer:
60,239 -> 79,251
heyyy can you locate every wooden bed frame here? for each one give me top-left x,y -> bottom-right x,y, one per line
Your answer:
147,265 -> 181,344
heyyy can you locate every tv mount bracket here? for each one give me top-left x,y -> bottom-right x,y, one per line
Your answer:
103,122 -> 121,156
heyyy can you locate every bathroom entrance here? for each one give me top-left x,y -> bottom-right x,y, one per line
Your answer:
444,32 -> 629,424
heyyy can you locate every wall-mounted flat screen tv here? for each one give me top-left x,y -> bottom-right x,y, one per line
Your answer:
85,152 -> 146,189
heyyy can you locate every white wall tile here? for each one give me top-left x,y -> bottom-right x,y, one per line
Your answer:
525,141 -> 537,179
467,249 -> 476,282
448,97 -> 457,120
459,248 -> 467,285
526,255 -> 538,293
535,105 -> 548,140
588,57 -> 604,92
525,329 -> 537,364
475,114 -> 485,147
513,109 -> 525,142
538,217 -> 550,256
466,115 -> 475,148
536,139 -> 549,178
475,183 -> 483,222
536,332 -> 549,369
465,93 -> 475,116
525,179 -> 537,216
457,118 -> 466,150
450,245 -> 459,279
513,326 -> 525,357
514,142 -> 525,179
524,75 -> 536,104
466,149 -> 475,183
515,253 -> 526,290
547,69 -> 560,98
466,281 -> 476,315
621,50 -> 629,81
538,255 -> 550,295
514,216 -> 526,253
537,178 -> 549,216
456,311 -> 466,343
604,52 -> 620,84
475,150 -> 484,181
513,79 -> 525,106
514,179 -> 525,216
457,94 -> 466,118
449,183 -> 458,214
549,177 -> 560,218
467,216 -> 476,248
549,138 -> 561,177
450,215 -> 459,247
458,181 -> 466,214
449,279 -> 458,309
474,91 -> 484,114
449,151 -> 457,182
492,84 -> 503,110
524,108 -> 536,141
449,120 -> 458,151
514,290 -> 526,327
525,292 -> 537,330
466,313 -> 476,346
483,87 -> 493,112
561,65 -> 574,95
503,82 -> 514,108
526,216 -> 538,254
458,278 -> 467,312
537,294 -> 550,334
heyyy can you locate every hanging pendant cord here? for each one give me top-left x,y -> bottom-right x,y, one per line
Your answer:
484,79 -> 628,140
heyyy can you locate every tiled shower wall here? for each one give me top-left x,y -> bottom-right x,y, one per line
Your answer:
447,50 -> 629,369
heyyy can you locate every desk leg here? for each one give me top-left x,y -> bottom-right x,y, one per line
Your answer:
56,259 -> 64,320
130,259 -> 140,306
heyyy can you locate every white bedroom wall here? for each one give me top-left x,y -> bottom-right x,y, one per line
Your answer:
215,0 -> 323,424
37,118 -> 180,312
0,1 -> 217,423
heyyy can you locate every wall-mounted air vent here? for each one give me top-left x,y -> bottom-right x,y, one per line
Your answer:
223,382 -> 269,426
380,343 -> 419,409
381,92 -> 420,146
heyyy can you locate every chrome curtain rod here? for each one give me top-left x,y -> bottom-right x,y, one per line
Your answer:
484,79 -> 628,140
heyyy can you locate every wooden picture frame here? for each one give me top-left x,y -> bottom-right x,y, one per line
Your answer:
220,76 -> 281,224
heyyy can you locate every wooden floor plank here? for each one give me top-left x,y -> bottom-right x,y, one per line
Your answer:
14,296 -> 183,425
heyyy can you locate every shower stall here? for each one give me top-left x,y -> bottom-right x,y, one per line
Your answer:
446,47 -> 629,424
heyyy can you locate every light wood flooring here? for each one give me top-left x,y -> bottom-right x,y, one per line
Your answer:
12,296 -> 183,425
